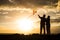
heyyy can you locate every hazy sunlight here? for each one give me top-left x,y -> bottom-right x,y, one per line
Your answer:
16,18 -> 33,32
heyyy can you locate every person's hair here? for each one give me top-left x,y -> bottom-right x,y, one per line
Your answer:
48,16 -> 50,18
43,14 -> 46,17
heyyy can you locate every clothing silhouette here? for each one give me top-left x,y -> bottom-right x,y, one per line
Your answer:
38,14 -> 46,34
46,16 -> 50,34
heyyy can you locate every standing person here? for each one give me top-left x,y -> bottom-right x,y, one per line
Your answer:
46,16 -> 50,34
38,14 -> 46,34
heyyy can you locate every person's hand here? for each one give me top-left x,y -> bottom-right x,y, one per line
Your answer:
38,15 -> 40,17
38,15 -> 39,16
38,15 -> 41,18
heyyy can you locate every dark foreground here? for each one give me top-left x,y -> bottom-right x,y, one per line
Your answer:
0,34 -> 60,40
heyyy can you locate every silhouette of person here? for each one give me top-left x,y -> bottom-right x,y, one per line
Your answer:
46,16 -> 50,34
38,14 -> 46,34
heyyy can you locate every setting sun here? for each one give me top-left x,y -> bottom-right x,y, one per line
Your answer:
16,18 -> 33,32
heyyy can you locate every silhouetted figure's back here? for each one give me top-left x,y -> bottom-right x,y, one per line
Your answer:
38,15 -> 46,34
46,16 -> 50,34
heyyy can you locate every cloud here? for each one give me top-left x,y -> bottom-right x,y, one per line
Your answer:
51,18 -> 60,23
0,0 -> 58,8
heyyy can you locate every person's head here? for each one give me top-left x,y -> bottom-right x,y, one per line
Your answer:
47,15 -> 50,19
43,14 -> 46,17
48,16 -> 50,18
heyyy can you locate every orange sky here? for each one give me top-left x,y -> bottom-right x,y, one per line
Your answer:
0,0 -> 60,35
0,7 -> 60,35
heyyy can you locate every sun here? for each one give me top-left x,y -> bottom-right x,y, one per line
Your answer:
16,18 -> 33,32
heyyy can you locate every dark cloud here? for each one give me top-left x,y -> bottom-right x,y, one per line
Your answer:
0,0 -> 10,5
0,0 -> 58,8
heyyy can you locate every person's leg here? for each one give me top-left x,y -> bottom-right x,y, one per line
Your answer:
47,27 -> 49,34
42,24 -> 45,34
44,26 -> 45,34
46,24 -> 48,34
47,26 -> 50,34
40,25 -> 42,34
46,25 -> 48,34
48,27 -> 50,34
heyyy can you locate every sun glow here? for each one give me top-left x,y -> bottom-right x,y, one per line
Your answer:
16,18 -> 33,32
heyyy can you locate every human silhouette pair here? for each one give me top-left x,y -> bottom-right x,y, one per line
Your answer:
38,14 -> 50,35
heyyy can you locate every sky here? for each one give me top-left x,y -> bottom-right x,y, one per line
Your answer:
0,0 -> 60,35
0,0 -> 58,8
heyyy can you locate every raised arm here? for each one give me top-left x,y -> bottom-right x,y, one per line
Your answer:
38,15 -> 41,18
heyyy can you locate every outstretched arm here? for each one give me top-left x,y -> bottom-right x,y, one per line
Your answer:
38,15 -> 41,18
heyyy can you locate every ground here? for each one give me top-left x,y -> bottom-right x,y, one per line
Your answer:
0,33 -> 60,40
